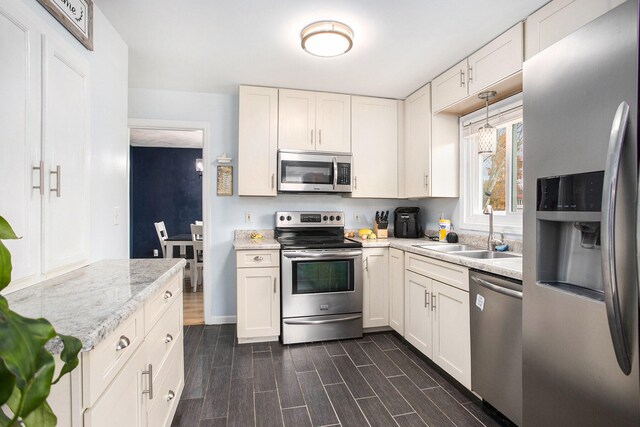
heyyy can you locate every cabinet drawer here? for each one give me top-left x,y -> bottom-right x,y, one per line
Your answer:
145,271 -> 183,335
82,308 -> 144,407
147,334 -> 184,427
147,293 -> 183,383
236,250 -> 280,268
405,252 -> 469,292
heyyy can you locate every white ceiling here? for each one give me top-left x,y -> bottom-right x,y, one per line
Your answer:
130,128 -> 203,148
96,0 -> 549,99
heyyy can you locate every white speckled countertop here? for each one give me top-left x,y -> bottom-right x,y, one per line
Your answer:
5,259 -> 187,354
232,231 -> 522,281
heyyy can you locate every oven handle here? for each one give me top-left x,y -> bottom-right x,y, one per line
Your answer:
283,250 -> 362,260
283,315 -> 362,325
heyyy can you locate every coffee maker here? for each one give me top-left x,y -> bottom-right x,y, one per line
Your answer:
394,207 -> 422,238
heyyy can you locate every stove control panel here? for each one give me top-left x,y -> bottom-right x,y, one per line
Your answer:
276,211 -> 345,227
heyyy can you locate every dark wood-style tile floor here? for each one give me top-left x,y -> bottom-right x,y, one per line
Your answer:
172,325 -> 508,427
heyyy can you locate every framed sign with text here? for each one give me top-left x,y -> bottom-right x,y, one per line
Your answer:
217,166 -> 233,196
37,0 -> 94,50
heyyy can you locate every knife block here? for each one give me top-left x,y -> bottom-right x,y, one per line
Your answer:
373,223 -> 388,239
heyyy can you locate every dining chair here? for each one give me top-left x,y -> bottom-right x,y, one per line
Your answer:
190,224 -> 204,293
195,220 -> 203,226
154,221 -> 168,258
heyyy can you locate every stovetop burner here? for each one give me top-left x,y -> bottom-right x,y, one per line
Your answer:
277,236 -> 362,250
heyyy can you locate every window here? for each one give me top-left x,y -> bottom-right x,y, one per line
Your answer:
460,96 -> 523,234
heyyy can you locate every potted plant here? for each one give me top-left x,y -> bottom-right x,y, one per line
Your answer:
0,216 -> 82,426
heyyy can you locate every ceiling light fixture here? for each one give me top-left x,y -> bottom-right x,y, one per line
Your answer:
301,21 -> 353,57
477,91 -> 497,155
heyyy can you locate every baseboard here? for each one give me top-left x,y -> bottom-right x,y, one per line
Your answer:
206,315 -> 237,324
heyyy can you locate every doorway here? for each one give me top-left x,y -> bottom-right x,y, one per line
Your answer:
128,119 -> 210,326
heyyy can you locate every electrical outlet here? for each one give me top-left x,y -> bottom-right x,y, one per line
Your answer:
113,207 -> 120,225
153,249 -> 159,257
354,212 -> 361,223
245,212 -> 253,223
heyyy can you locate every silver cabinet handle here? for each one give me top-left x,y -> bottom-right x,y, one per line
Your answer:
424,173 -> 429,188
164,333 -> 173,344
254,255 -> 264,261
364,257 -> 369,271
273,277 -> 277,294
424,290 -> 429,308
33,160 -> 44,195
319,129 -> 322,145
167,390 -> 175,402
431,292 -> 436,311
164,290 -> 173,300
115,335 -> 130,351
271,173 -> 275,189
468,65 -> 473,83
354,176 -> 358,190
311,129 -> 314,145
142,364 -> 154,399
50,165 -> 61,197
460,69 -> 465,87
602,101 -> 632,375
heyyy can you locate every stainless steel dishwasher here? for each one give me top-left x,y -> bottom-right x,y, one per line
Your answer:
469,270 -> 522,426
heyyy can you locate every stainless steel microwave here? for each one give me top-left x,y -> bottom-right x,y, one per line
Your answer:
278,150 -> 352,193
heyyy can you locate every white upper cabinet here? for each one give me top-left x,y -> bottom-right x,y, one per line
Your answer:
238,85 -> 278,196
0,3 -> 42,288
351,96 -> 398,198
432,23 -> 523,114
467,22 -> 523,95
432,59 -> 469,113
524,0 -> 625,60
404,84 -> 431,198
42,36 -> 90,276
315,92 -> 351,153
362,248 -> 389,328
278,89 -> 351,153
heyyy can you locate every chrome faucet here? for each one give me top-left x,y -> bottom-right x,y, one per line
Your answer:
483,204 -> 504,251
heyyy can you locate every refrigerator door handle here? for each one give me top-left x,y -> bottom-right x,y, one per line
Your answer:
601,101 -> 632,375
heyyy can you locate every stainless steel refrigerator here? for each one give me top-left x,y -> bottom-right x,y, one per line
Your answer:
523,0 -> 639,425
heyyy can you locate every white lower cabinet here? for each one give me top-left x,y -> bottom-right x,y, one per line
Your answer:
388,248 -> 405,334
236,250 -> 280,342
404,252 -> 472,389
363,248 -> 389,328
51,269 -> 185,427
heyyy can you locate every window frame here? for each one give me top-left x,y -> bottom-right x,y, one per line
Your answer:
459,94 -> 523,235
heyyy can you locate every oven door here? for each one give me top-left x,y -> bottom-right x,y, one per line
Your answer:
278,151 -> 352,193
281,249 -> 363,318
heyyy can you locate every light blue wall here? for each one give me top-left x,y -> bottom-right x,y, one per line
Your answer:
128,88 -> 452,322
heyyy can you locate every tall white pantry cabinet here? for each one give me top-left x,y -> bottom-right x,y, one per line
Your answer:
0,0 -> 90,291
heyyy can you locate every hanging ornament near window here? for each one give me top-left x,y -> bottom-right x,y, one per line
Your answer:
477,91 -> 497,154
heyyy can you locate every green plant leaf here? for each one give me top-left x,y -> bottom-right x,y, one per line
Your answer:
18,348 -> 55,418
52,334 -> 82,385
0,241 -> 12,291
22,399 -> 56,427
0,217 -> 18,240
0,298 -> 56,389
0,358 -> 15,406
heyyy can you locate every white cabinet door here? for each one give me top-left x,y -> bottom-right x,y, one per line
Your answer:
238,86 -> 278,196
278,89 -> 316,151
404,271 -> 432,357
388,248 -> 404,335
363,248 -> 389,328
316,92 -> 351,153
0,3 -> 42,289
237,267 -> 280,338
41,35 -> 90,276
468,23 -> 523,96
431,59 -> 468,113
351,96 -> 398,198
431,280 -> 471,389
404,84 -> 431,198
524,0 -> 625,60
83,344 -> 145,427
430,113 -> 460,197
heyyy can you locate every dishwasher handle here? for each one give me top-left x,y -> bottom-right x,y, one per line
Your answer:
471,276 -> 522,300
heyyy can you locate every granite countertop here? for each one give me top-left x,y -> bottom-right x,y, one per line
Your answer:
5,259 -> 187,354
232,229 -> 522,281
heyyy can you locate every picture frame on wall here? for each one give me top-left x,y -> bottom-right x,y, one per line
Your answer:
217,166 -> 233,196
37,0 -> 94,51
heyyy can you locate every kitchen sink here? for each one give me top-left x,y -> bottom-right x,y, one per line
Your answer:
413,244 -> 477,252
453,250 -> 520,259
